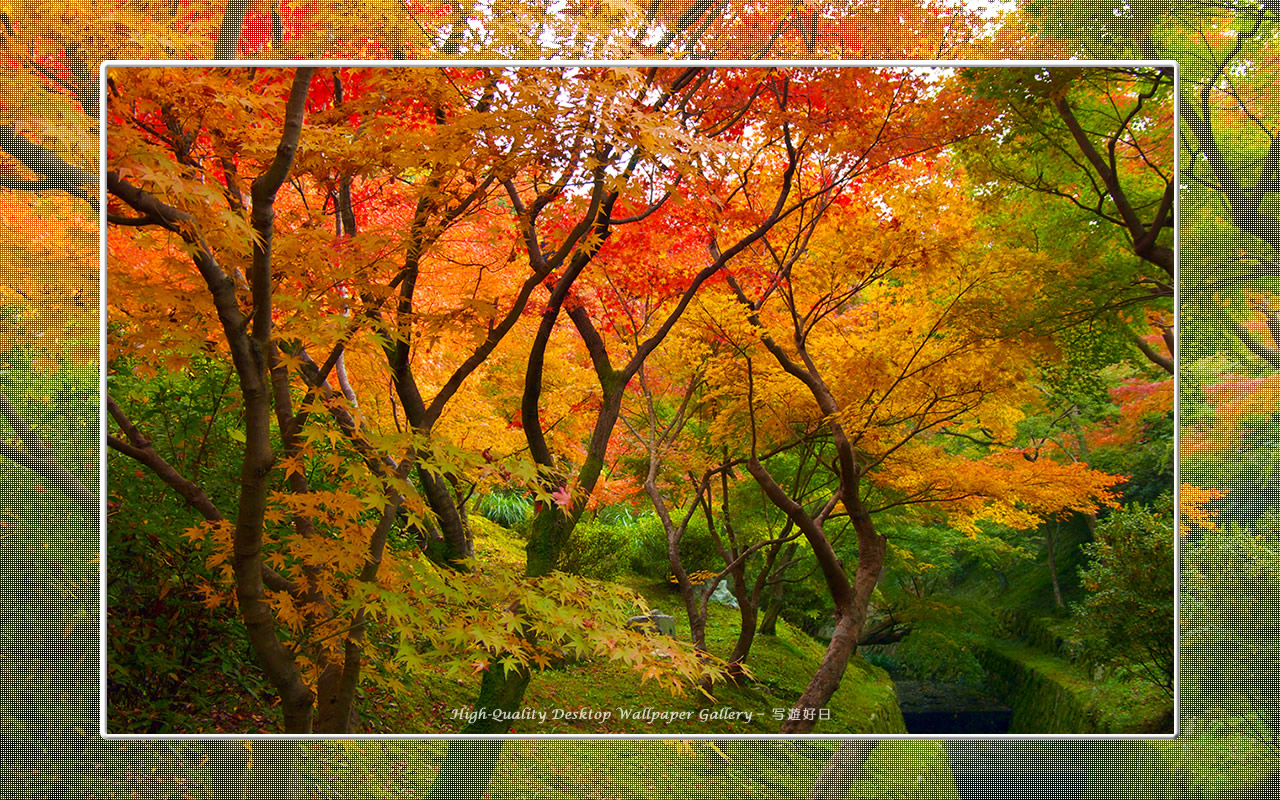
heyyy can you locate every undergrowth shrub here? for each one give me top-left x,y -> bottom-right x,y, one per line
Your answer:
475,489 -> 534,528
106,361 -> 277,733
559,518 -> 632,581
893,629 -> 987,687
628,513 -> 723,579
1072,495 -> 1174,697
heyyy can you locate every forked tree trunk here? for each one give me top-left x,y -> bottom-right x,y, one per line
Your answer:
760,541 -> 798,636
108,73 -> 320,733
748,457 -> 887,733
646,472 -> 714,653
233,67 -> 317,734
732,525 -> 800,659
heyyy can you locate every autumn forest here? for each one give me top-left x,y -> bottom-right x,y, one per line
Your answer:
102,64 -> 1175,746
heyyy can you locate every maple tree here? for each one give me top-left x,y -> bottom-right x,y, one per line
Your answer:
624,384 -> 809,678
0,4 -> 1203,800
955,66 -> 1175,374
1018,1 -> 1280,780
104,66 -> 752,736
680,158 -> 1127,732
100,64 -> 1169,756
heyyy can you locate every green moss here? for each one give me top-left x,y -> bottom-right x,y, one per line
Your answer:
510,602 -> 904,735
385,522 -> 906,736
470,514 -> 528,570
316,739 -> 954,799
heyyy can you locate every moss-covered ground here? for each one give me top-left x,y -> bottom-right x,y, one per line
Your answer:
360,517 -> 904,737
276,738 -> 957,800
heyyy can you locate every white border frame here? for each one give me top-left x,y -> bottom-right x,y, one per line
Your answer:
99,59 -> 1180,741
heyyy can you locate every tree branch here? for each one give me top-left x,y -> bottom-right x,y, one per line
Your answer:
0,125 -> 96,207
0,389 -> 95,516
105,395 -> 300,596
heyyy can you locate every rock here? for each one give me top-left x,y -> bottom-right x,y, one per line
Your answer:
708,580 -> 739,609
626,608 -> 675,636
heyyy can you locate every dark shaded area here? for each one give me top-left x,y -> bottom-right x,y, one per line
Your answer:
945,743 -> 1089,800
951,765 -> 1089,800
903,708 -> 1012,735
897,680 -> 1012,734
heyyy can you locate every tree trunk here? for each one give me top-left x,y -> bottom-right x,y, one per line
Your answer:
785,510 -> 883,732
759,593 -> 784,636
429,508 -> 567,800
424,668 -> 530,799
1047,522 -> 1065,609
760,542 -> 797,636
465,663 -> 534,734
419,466 -> 473,565
312,660 -> 348,733
646,469 -> 713,652
524,504 -> 583,579
726,566 -> 758,677
672,541 -> 709,653
232,67 -> 317,735
427,740 -> 505,800
848,510 -> 888,640
808,740 -> 878,800
269,348 -> 352,736
789,610 -> 861,730
747,456 -> 886,733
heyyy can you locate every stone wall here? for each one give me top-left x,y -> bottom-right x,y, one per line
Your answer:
838,656 -> 909,734
972,640 -> 1110,733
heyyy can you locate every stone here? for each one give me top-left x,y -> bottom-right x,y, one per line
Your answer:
708,580 -> 739,609
626,608 -> 676,636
